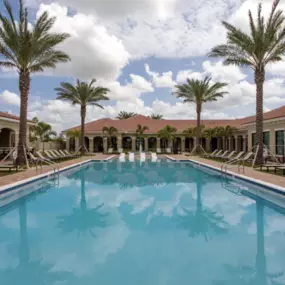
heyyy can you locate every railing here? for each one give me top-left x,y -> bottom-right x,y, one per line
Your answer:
221,158 -> 245,174
35,157 -> 59,178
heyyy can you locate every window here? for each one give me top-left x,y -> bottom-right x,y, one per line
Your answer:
275,130 -> 284,155
251,132 -> 270,149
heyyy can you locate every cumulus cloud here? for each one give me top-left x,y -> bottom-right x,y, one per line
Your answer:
145,64 -> 176,88
0,90 -> 20,106
35,3 -> 130,80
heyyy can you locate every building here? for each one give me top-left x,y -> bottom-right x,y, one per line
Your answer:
64,106 -> 285,157
0,112 -> 34,151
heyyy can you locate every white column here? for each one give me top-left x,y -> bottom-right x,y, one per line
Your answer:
103,137 -> 108,153
235,136 -> 239,152
131,136 -> 136,152
206,138 -> 211,152
66,137 -> 70,151
117,135 -> 122,150
181,137 -> 185,152
75,137 -> 79,152
144,137 -> 148,152
89,137 -> 94,153
157,137 -> 161,149
243,135 -> 247,152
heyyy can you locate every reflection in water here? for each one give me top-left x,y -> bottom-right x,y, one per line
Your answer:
178,181 -> 228,241
0,199 -> 74,285
57,170 -> 109,237
214,201 -> 284,285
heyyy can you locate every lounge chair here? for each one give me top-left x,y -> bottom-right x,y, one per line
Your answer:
151,152 -> 157,162
221,151 -> 236,161
203,149 -> 218,158
208,149 -> 223,159
119,153 -> 126,162
50,150 -> 67,160
45,150 -> 61,161
36,151 -> 56,162
0,161 -> 18,172
260,162 -> 285,173
118,148 -> 123,153
156,148 -> 162,154
140,152 -> 146,162
58,150 -> 72,159
129,152 -> 135,162
214,150 -> 229,159
107,148 -> 113,154
64,150 -> 78,158
28,152 -> 41,166
166,148 -> 171,154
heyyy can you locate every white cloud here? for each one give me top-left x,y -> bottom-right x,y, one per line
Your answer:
129,74 -> 154,92
176,70 -> 203,83
0,90 -> 20,106
145,64 -> 176,88
36,3 -> 130,80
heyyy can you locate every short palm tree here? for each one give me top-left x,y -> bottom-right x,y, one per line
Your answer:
0,0 -> 70,165
66,129 -> 81,139
34,121 -> 57,150
136,124 -> 149,151
150,114 -> 163,120
173,77 -> 228,153
183,127 -> 195,138
209,0 -> 285,164
55,79 -> 109,155
102,126 -> 118,148
158,125 -> 177,149
116,111 -> 137,120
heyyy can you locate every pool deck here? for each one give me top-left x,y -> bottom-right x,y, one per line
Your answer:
167,154 -> 285,189
0,154 -> 115,188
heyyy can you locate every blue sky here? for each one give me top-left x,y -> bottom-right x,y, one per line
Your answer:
1,0 -> 285,131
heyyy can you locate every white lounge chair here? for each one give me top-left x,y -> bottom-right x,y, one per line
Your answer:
229,151 -> 244,162
215,150 -> 229,159
156,148 -> 162,154
51,150 -> 67,159
140,152 -> 146,162
221,151 -> 236,161
208,149 -> 223,158
119,153 -> 126,162
240,152 -> 254,162
129,152 -> 135,162
118,148 -> 123,153
64,150 -> 77,158
151,152 -> 157,162
36,151 -> 55,162
203,149 -> 218,158
166,148 -> 171,154
46,150 -> 62,160
107,148 -> 113,154
58,150 -> 72,158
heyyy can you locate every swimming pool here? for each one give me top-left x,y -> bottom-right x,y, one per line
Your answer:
1,159 -> 285,285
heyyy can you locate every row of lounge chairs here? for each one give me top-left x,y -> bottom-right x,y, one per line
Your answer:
29,150 -> 78,164
203,149 -> 254,163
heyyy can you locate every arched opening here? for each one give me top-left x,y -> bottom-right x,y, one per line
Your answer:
232,136 -> 236,151
174,137 -> 182,154
94,137 -> 103,152
239,135 -> 244,151
69,137 -> 75,151
84,137 -> 90,151
185,138 -> 190,152
201,138 -> 206,150
160,138 -> 168,151
211,137 -> 218,151
136,137 -> 145,151
148,137 -> 157,151
0,128 -> 15,159
122,136 -> 132,151
110,137 -> 117,151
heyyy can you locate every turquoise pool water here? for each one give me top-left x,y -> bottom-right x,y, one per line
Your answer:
1,159 -> 285,285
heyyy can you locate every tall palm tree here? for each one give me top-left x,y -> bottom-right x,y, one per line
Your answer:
57,170 -> 109,237
136,124 -> 149,152
150,114 -> 163,120
55,79 -> 109,155
158,125 -> 177,149
178,181 -> 228,241
102,126 -> 118,148
0,0 -> 70,165
116,111 -> 137,120
209,0 -> 285,164
173,77 -> 228,153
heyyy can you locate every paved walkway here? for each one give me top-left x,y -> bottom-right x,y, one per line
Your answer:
0,154 -> 114,188
168,154 -> 285,189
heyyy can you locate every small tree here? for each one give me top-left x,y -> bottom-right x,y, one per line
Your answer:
158,125 -> 177,149
150,114 -> 163,120
135,124 -> 149,151
116,111 -> 137,120
102,126 -> 118,148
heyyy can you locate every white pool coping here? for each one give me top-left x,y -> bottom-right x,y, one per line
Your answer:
164,155 -> 285,193
0,155 -> 116,194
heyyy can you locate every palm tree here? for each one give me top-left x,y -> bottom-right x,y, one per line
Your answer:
182,127 -> 195,138
178,181 -> 228,241
55,79 -> 109,155
33,121 -> 57,150
102,126 -> 118,148
116,111 -> 137,120
57,170 -> 109,237
173,77 -> 228,153
150,114 -> 163,120
158,125 -> 177,149
66,129 -> 81,139
136,124 -> 149,152
209,0 -> 285,164
0,0 -> 70,165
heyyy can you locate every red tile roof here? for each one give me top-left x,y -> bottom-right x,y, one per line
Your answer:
65,105 -> 285,134
0,111 -> 33,123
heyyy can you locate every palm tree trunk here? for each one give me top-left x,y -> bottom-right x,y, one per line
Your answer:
255,69 -> 264,165
16,71 -> 30,166
196,105 -> 201,154
80,106 -> 86,155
